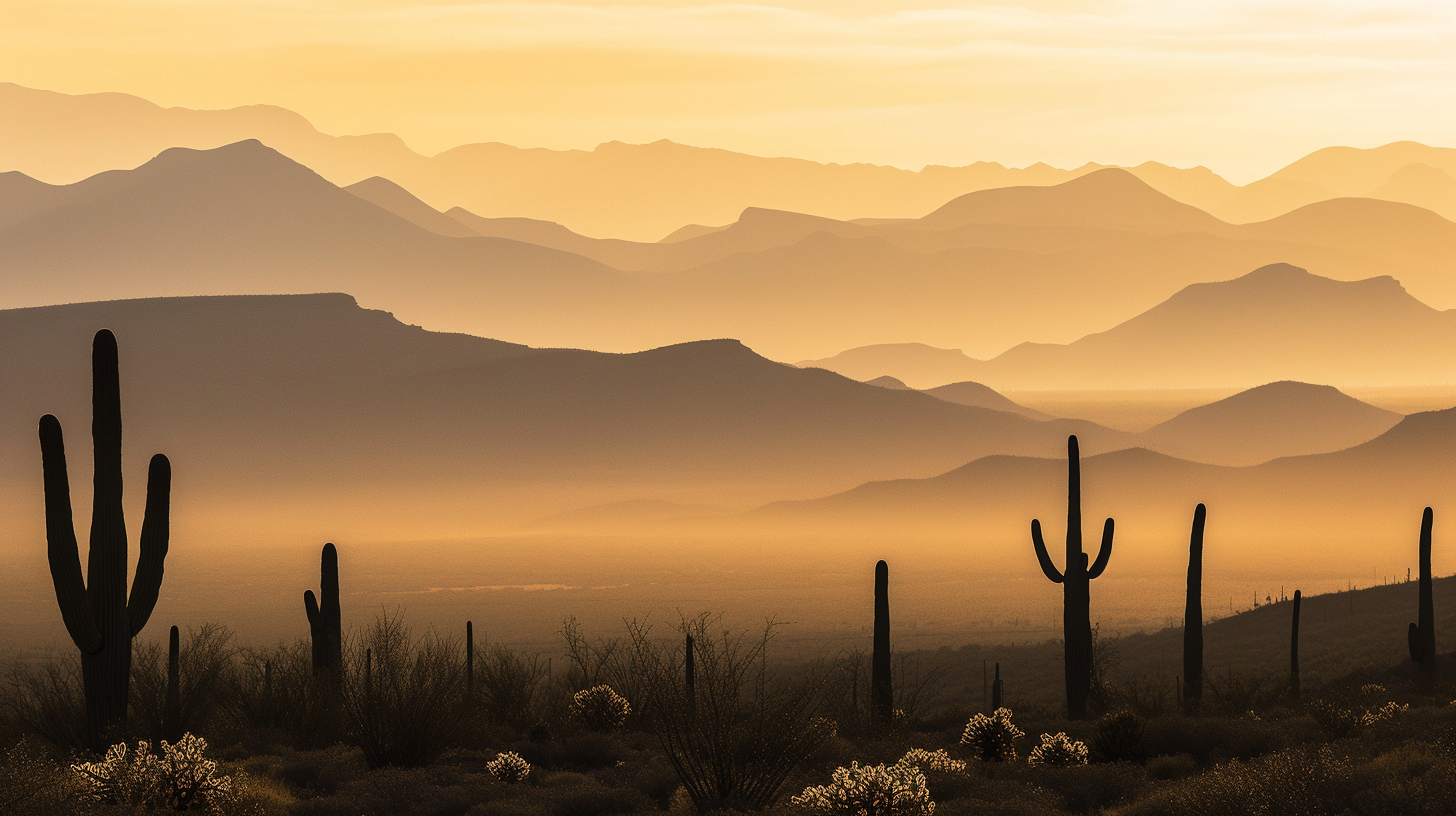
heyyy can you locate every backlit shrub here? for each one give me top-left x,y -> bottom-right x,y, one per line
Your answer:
486,751 -> 531,784
1027,732 -> 1090,767
791,761 -> 935,816
569,685 -> 632,732
960,707 -> 1023,762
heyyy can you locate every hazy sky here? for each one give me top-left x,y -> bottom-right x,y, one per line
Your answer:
5,0 -> 1454,181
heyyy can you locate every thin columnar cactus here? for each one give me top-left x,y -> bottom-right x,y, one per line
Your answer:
39,329 -> 172,744
871,559 -> 893,724
1032,435 -> 1113,720
466,621 -> 474,696
1408,508 -> 1436,677
991,663 -> 1003,710
1291,590 -> 1301,700
304,543 -> 343,683
165,625 -> 180,741
1183,504 -> 1206,713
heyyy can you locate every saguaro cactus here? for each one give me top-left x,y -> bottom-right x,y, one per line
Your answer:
1408,507 -> 1436,676
466,621 -> 475,696
39,329 -> 172,744
871,560 -> 893,724
992,663 -> 1003,710
165,625 -> 181,741
1290,590 -> 1301,700
1032,435 -> 1113,720
305,543 -> 343,683
1183,504 -> 1206,713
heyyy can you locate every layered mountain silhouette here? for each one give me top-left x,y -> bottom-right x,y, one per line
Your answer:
0,294 -> 1140,540
6,139 -> 1456,367
6,83 -> 1455,238
805,265 -> 1456,390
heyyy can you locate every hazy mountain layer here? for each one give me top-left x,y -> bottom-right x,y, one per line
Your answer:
5,83 -> 1455,238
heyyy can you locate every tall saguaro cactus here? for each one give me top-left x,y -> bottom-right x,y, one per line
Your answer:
39,329 -> 172,744
1290,590 -> 1302,700
165,625 -> 181,741
1032,435 -> 1113,720
991,663 -> 1003,710
871,560 -> 893,724
1408,507 -> 1436,677
305,543 -> 343,683
1183,504 -> 1206,713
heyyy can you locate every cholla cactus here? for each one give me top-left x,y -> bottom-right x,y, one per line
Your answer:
1027,732 -> 1089,767
1360,701 -> 1409,727
791,761 -> 935,816
570,684 -> 631,732
486,751 -> 531,783
74,733 -> 230,810
157,733 -> 232,809
960,707 -> 1023,762
897,748 -> 966,774
74,740 -> 162,807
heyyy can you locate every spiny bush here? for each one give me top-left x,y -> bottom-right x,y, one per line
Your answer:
73,732 -> 232,810
475,644 -> 551,733
132,624 -> 236,743
486,751 -> 531,784
897,748 -> 965,774
1093,709 -> 1146,762
1121,745 -> 1354,816
222,640 -> 320,744
960,707 -> 1023,762
790,761 -> 935,816
569,685 -> 631,732
6,656 -> 86,750
342,609 -> 467,768
0,738 -> 86,815
1309,698 -> 1409,739
626,614 -> 832,812
1027,732 -> 1089,767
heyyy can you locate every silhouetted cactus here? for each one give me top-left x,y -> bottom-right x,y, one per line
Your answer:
872,560 -> 893,724
1183,504 -> 1206,713
39,329 -> 172,744
1032,435 -> 1113,719
165,625 -> 180,741
466,621 -> 474,696
1408,507 -> 1436,677
305,543 -> 343,684
991,663 -> 1003,710
1291,590 -> 1301,700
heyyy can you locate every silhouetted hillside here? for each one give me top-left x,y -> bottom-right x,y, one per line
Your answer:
922,381 -> 1052,421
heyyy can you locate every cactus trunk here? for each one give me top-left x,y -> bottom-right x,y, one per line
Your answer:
1032,436 -> 1113,720
871,559 -> 893,724
39,330 -> 171,746
165,625 -> 181,741
1183,504 -> 1206,713
1291,590 -> 1301,700
1408,507 -> 1436,676
305,543 -> 343,687
466,621 -> 474,696
991,663 -> 1003,710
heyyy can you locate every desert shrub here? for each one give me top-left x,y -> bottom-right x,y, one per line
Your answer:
1203,667 -> 1284,717
791,761 -> 935,816
626,614 -> 832,811
6,656 -> 86,750
561,617 -> 645,727
1031,762 -> 1147,814
223,641 -> 319,742
486,751 -> 531,784
570,685 -> 631,733
342,610 -> 467,768
898,748 -> 966,774
274,745 -> 366,796
476,644 -> 552,733
1309,698 -> 1409,740
1143,715 -> 1283,766
960,708 -> 1023,762
0,737 -> 88,815
1145,753 -> 1197,781
1092,709 -> 1145,762
132,624 -> 237,742
73,732 -> 232,810
1346,742 -> 1456,813
1027,732 -> 1088,767
295,765 -> 496,816
1122,745 -> 1355,816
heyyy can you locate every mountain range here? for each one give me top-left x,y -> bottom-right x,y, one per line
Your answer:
3,83 -> 1455,240
6,139 -> 1456,370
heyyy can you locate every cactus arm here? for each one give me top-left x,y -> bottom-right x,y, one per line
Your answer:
1087,518 -> 1114,580
1032,520 -> 1064,583
39,415 -> 103,655
127,454 -> 171,636
305,590 -> 320,625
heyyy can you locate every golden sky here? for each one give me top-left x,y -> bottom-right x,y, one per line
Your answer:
4,0 -> 1454,182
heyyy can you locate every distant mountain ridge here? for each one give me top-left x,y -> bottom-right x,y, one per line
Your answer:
5,83 -> 1455,238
